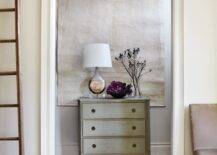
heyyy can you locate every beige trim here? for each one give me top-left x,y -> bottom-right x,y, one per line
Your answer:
40,0 -> 56,155
172,0 -> 185,154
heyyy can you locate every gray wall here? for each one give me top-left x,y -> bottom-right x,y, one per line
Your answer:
56,0 -> 172,154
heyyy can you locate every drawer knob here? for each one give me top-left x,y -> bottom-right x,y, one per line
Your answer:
91,109 -> 96,113
92,144 -> 97,148
132,144 -> 137,148
91,126 -> 96,131
132,108 -> 136,113
132,126 -> 136,130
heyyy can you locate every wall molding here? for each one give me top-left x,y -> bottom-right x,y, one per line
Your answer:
56,143 -> 171,155
40,0 -> 57,155
56,142 -> 171,147
41,0 -> 184,154
172,0 -> 185,154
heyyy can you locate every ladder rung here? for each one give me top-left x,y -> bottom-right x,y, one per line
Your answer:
0,8 -> 16,12
0,71 -> 17,76
0,137 -> 19,141
0,39 -> 16,43
0,104 -> 18,108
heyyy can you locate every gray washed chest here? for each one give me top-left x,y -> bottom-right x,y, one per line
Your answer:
79,98 -> 150,155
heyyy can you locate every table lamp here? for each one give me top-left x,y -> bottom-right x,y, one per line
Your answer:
83,43 -> 112,95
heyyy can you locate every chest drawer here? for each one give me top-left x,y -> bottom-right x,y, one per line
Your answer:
83,120 -> 145,137
82,103 -> 146,119
83,138 -> 145,154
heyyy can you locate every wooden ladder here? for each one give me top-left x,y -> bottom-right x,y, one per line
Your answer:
0,0 -> 24,155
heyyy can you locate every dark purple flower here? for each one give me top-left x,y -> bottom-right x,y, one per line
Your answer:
106,81 -> 132,98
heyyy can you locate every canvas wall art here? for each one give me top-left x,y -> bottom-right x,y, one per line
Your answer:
57,0 -> 171,106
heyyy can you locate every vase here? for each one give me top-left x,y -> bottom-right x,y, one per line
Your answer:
132,79 -> 142,98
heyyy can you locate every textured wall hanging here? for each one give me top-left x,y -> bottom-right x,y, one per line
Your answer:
57,0 -> 171,106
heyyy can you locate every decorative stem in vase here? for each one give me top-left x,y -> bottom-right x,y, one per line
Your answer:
115,48 -> 152,98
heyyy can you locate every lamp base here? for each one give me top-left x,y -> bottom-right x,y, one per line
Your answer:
89,67 -> 105,94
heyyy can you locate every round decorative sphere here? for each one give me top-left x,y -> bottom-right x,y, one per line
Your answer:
89,76 -> 105,94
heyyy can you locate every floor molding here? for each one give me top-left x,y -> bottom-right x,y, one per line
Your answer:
56,143 -> 171,155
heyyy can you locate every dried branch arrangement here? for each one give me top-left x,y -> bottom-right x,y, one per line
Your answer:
115,48 -> 152,97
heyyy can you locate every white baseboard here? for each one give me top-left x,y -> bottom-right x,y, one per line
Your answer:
151,143 -> 171,155
56,143 -> 171,155
56,145 -> 79,155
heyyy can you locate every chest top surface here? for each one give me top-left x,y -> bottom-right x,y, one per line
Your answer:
78,97 -> 150,104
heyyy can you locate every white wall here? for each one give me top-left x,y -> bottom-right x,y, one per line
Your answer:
184,0 -> 217,154
0,0 -> 41,154
20,0 -> 41,154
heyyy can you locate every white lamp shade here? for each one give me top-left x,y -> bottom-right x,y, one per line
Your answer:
83,43 -> 112,68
